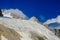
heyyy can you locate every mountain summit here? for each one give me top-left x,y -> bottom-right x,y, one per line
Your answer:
29,16 -> 40,22
2,9 -> 28,19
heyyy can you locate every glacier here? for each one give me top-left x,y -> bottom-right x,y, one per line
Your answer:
0,17 -> 60,40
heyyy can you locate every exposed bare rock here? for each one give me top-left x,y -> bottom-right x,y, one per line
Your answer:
0,24 -> 21,40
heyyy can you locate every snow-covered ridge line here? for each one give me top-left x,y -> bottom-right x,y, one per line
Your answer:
0,17 -> 60,40
2,9 -> 28,19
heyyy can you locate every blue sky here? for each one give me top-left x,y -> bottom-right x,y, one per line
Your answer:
0,0 -> 60,22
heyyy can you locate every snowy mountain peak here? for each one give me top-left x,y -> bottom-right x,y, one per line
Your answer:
2,9 -> 28,19
29,16 -> 39,22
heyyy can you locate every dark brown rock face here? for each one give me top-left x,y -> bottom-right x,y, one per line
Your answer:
0,9 -> 3,17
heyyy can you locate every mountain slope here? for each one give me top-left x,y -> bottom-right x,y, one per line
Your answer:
0,24 -> 21,40
0,17 -> 60,40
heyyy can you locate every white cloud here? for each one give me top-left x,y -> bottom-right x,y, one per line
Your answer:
2,9 -> 28,19
44,15 -> 60,24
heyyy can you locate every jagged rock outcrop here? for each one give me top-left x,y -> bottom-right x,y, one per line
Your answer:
0,9 -> 3,17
